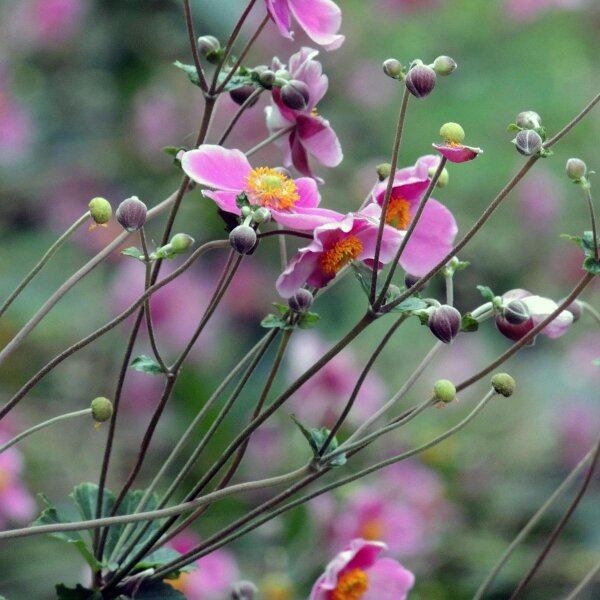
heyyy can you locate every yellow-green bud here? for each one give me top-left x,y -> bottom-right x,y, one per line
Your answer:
376,163 -> 392,181
91,397 -> 113,422
565,158 -> 587,181
440,122 -> 465,144
170,233 -> 195,254
429,166 -> 449,188
432,55 -> 457,76
89,197 -> 112,225
491,373 -> 515,397
433,379 -> 456,404
382,58 -> 403,79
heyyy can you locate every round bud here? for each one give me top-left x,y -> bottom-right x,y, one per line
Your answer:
382,58 -> 403,79
433,55 -> 457,76
503,299 -> 530,325
491,373 -> 516,397
439,122 -> 465,144
240,206 -> 252,218
288,289 -> 314,313
197,35 -> 220,56
280,80 -> 310,111
429,166 -> 449,188
376,163 -> 392,181
91,397 -> 113,423
169,233 -> 195,254
514,129 -> 543,156
231,580 -> 259,600
565,158 -> 587,181
428,304 -> 461,344
515,111 -> 542,130
561,298 -> 583,322
89,197 -> 112,225
259,69 -> 276,88
116,196 -> 147,232
252,207 -> 271,224
275,68 -> 291,82
229,85 -> 258,107
433,379 -> 456,404
229,225 -> 257,254
405,64 -> 437,98
274,166 -> 293,179
404,272 -> 420,288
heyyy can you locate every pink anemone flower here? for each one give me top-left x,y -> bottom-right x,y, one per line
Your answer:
309,539 -> 414,600
265,47 -> 343,178
266,0 -> 344,50
372,156 -> 458,276
181,145 -> 340,230
432,142 -> 482,163
495,288 -> 574,342
276,204 -> 401,297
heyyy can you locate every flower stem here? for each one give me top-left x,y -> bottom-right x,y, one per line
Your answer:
217,88 -> 264,146
562,556 -> 600,600
583,185 -> 599,259
245,125 -> 295,158
183,0 -> 208,92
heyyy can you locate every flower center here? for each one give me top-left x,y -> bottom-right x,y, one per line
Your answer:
320,235 -> 363,274
386,194 -> 411,230
0,469 -> 10,492
166,573 -> 189,593
245,167 -> 299,210
360,517 -> 384,541
332,568 -> 369,600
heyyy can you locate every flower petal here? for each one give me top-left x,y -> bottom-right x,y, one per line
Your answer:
287,0 -> 345,50
297,114 -> 343,167
294,176 -> 321,208
362,558 -> 415,600
182,145 -> 251,191
272,206 -> 343,230
432,143 -> 482,163
203,190 -> 241,215
265,0 -> 293,39
276,248 -> 321,298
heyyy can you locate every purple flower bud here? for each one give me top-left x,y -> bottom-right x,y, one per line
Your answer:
514,129 -> 543,156
404,272 -> 420,289
382,58 -> 403,79
288,289 -> 313,313
116,196 -> 147,232
231,581 -> 258,600
503,300 -> 530,325
405,65 -> 437,98
280,79 -> 310,111
259,69 -> 276,88
197,35 -> 220,56
229,225 -> 257,254
229,85 -> 259,107
428,305 -> 461,343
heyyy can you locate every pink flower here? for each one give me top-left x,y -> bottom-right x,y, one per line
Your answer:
0,436 -> 36,527
495,289 -> 574,342
309,539 -> 414,600
504,0 -> 586,22
372,155 -> 458,276
276,204 -> 401,297
265,0 -> 344,50
181,145 -> 340,230
432,142 -> 482,163
265,47 -> 343,178
0,73 -> 34,164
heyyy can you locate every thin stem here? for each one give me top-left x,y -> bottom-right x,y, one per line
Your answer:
584,186 -> 598,260
544,92 -> 600,148
369,86 -> 411,305
0,408 -> 91,454
217,88 -> 264,146
445,275 -> 454,306
562,557 -> 600,600
183,0 -> 208,92
0,211 -> 90,319
276,224 -> 288,270
245,125 -> 295,158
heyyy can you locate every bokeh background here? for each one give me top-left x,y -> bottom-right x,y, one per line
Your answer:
0,0 -> 599,598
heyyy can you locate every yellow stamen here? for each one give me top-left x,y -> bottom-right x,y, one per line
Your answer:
386,194 -> 411,230
332,568 -> 369,600
166,573 -> 188,592
360,518 -> 383,541
245,167 -> 299,211
320,235 -> 363,274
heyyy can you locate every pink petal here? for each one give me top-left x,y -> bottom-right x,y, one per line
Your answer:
288,0 -> 345,50
526,295 -> 574,338
276,248 -> 321,298
432,143 -> 482,163
374,178 -> 430,206
290,128 -> 313,177
294,176 -> 322,208
289,47 -> 329,108
363,558 -> 415,600
297,114 -> 343,167
203,190 -> 241,215
181,145 -> 251,191
356,222 -> 402,263
272,206 -> 343,230
413,154 -> 441,179
265,0 -> 293,39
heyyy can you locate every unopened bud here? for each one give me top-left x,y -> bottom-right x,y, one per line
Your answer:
382,58 -> 403,79
565,158 -> 587,181
116,196 -> 147,232
240,206 -> 252,218
252,207 -> 271,224
259,69 -> 276,88
491,373 -> 516,397
89,197 -> 112,225
169,233 -> 195,254
433,379 -> 456,404
230,85 -> 258,107
561,298 -> 583,322
405,64 -> 437,98
197,35 -> 220,56
91,397 -> 113,423
404,273 -> 420,288
231,580 -> 259,600
280,80 -> 310,111
428,304 -> 461,344
515,111 -> 542,130
229,225 -> 257,254
433,55 -> 457,76
376,163 -> 392,181
429,166 -> 449,188
274,166 -> 293,179
514,129 -> 543,156
440,122 -> 465,144
288,289 -> 313,313
503,300 -> 530,325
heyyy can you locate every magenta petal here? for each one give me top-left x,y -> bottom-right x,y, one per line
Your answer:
182,145 -> 251,191
432,143 -> 482,163
413,154 -> 441,179
287,0 -> 345,50
276,249 -> 321,298
297,114 -> 343,167
272,206 -> 343,230
266,0 -> 293,39
289,47 -> 329,108
290,128 -> 313,177
202,190 -> 241,215
357,223 -> 402,263
363,558 -> 415,600
294,177 -> 321,208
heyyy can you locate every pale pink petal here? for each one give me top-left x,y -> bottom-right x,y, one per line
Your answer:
181,145 -> 251,191
294,176 -> 322,208
413,154 -> 441,179
526,295 -> 574,338
203,190 -> 241,215
357,223 -> 402,263
288,0 -> 345,50
289,47 -> 329,108
297,114 -> 343,167
432,143 -> 482,163
272,206 -> 343,230
265,0 -> 293,39
363,558 -> 415,600
276,248 -> 321,298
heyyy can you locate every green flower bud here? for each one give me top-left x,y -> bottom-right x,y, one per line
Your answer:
240,206 -> 252,218
515,111 -> 542,130
565,158 -> 587,181
91,397 -> 113,422
429,166 -> 449,188
259,70 -> 276,88
491,373 -> 516,397
170,233 -> 195,254
432,55 -> 457,76
433,379 -> 456,404
89,197 -> 112,225
382,58 -> 403,79
376,163 -> 392,181
440,122 -> 465,144
252,207 -> 271,224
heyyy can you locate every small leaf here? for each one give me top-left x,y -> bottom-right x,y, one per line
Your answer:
272,302 -> 289,316
290,415 -> 319,454
55,584 -> 102,600
173,60 -> 201,87
461,313 -> 480,332
506,123 -> 520,132
133,547 -> 195,576
298,311 -> 320,329
477,285 -> 495,302
235,191 -> 250,209
260,314 -> 293,330
133,581 -> 186,600
351,263 -> 374,298
121,247 -> 146,261
387,297 -> 428,314
130,355 -> 166,375
452,260 -> 470,272
290,417 -> 346,465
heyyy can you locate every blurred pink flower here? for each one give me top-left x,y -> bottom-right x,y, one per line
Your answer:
504,0 -> 587,22
555,401 -> 600,468
517,171 -> 562,232
309,539 -> 414,600
0,74 -> 34,165
31,0 -> 84,43
0,435 -> 36,527
345,61 -> 395,108
564,332 -> 600,382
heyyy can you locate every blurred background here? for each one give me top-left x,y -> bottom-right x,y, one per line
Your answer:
0,0 -> 599,598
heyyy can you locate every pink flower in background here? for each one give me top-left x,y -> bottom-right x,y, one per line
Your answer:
378,0 -> 442,12
0,73 -> 33,165
555,402 -> 600,468
265,47 -> 342,178
287,331 -> 385,427
276,204 -> 401,297
181,145 -> 340,230
372,155 -> 457,276
0,436 -> 36,527
266,0 -> 344,50
31,0 -> 84,43
309,539 -> 414,600
346,61 -> 395,108
518,171 -> 562,233
504,0 -> 586,22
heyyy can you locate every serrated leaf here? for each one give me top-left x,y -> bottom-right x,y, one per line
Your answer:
132,581 -> 186,599
173,60 -> 201,87
290,417 -> 346,465
55,584 -> 102,600
121,247 -> 146,261
298,311 -> 320,329
216,67 -> 258,92
387,297 -> 428,314
477,285 -> 495,302
130,355 -> 166,375
290,415 -> 319,454
461,313 -> 480,332
273,302 -> 289,316
260,314 -> 293,330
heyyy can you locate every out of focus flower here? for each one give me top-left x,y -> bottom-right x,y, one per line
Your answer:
309,539 -> 414,600
0,435 -> 36,527
265,0 -> 344,50
181,144 -> 340,230
555,401 -> 600,468
504,0 -> 587,22
276,204 -> 401,297
518,171 -> 562,233
346,61 -> 396,108
378,0 -> 442,13
0,72 -> 34,165
265,48 -> 342,178
371,155 -> 457,276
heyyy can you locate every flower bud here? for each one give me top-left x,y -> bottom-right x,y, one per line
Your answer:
231,580 -> 259,600
565,158 -> 587,181
280,80 -> 310,111
433,55 -> 457,76
514,129 -> 542,156
240,206 -> 252,218
376,163 -> 392,181
405,64 -> 437,98
288,289 -> 313,313
89,197 -> 112,225
229,225 -> 257,254
116,196 -> 147,232
433,379 -> 456,404
503,299 -> 530,325
515,111 -> 542,130
382,58 -> 403,79
169,233 -> 195,254
491,373 -> 516,397
561,298 -> 583,322
197,35 -> 220,56
229,85 -> 258,107
91,397 -> 113,423
429,166 -> 449,188
259,69 -> 276,88
404,272 -> 420,288
439,122 -> 465,144
428,305 -> 461,344
252,207 -> 271,224
274,166 -> 293,179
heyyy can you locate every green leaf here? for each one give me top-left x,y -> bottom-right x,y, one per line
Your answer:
235,191 -> 250,209
506,123 -> 520,132
477,285 -> 495,302
133,547 -> 195,576
173,60 -> 202,87
461,313 -> 480,333
216,66 -> 261,92
351,263 -> 375,298
290,417 -> 346,466
260,314 -> 293,330
272,302 -> 289,316
298,311 -> 320,329
130,355 -> 166,375
121,247 -> 146,261
55,584 -> 102,600
132,581 -> 186,600
290,415 -> 319,454
387,296 -> 428,314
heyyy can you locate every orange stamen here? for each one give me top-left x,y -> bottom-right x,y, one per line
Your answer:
386,194 -> 411,230
332,568 -> 369,600
319,235 -> 363,274
245,167 -> 299,211
360,518 -> 383,541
